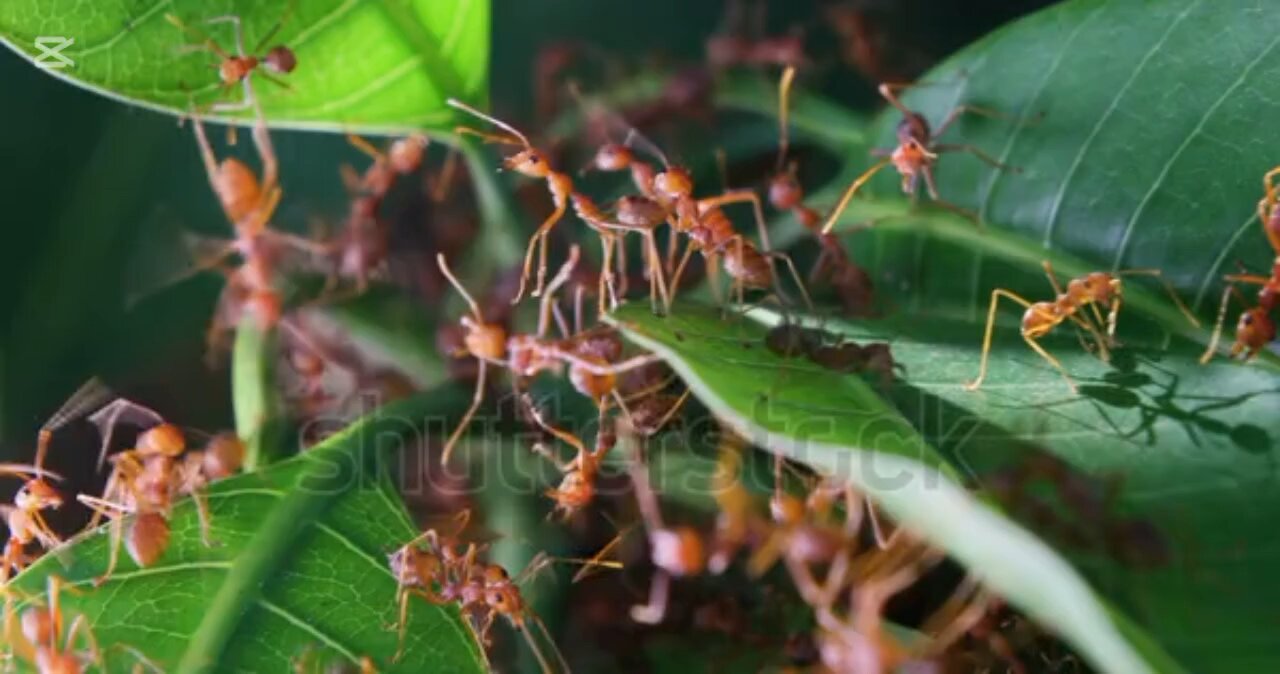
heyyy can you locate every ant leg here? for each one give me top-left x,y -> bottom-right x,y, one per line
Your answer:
643,230 -> 670,314
616,232 -> 630,297
204,15 -> 248,58
1199,286 -> 1237,364
669,240 -> 699,310
1024,336 -> 1077,393
630,570 -> 670,624
441,359 -> 487,466
392,585 -> 413,662
965,289 -> 1035,391
597,234 -> 616,316
77,496 -> 130,586
932,143 -> 1019,172
189,486 -> 217,547
764,251 -> 814,310
250,0 -> 297,55
934,104 -> 1019,139
65,614 -> 103,667
516,200 -> 569,302
346,133 -> 386,162
537,245 -> 580,337
431,149 -> 461,203
876,82 -> 916,116
820,158 -> 891,234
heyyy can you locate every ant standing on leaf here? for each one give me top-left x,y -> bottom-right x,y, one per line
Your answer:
966,261 -> 1199,392
78,396 -> 244,585
166,2 -> 298,112
1,380 -> 110,585
1200,165 -> 1280,363
821,82 -> 1021,234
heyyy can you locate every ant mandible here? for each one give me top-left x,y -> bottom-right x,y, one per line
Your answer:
1200,166 -> 1280,363
821,82 -> 1019,234
966,261 -> 1198,392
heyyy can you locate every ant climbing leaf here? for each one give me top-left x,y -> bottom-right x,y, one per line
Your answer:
5,386 -> 487,674
0,0 -> 488,134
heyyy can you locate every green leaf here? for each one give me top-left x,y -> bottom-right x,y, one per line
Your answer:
608,301 -> 1181,674
0,0 -> 489,133
9,387 -> 485,674
232,318 -> 288,470
831,0 -> 1279,334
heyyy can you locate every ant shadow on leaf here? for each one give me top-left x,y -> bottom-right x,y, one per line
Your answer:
1068,349 -> 1276,456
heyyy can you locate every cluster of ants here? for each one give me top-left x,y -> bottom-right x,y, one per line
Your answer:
7,2 -> 1280,673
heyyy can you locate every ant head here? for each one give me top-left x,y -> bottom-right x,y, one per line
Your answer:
896,112 -> 931,146
768,171 -> 803,211
16,480 -> 63,511
504,149 -> 551,178
21,606 -> 54,647
263,46 -> 297,75
549,471 -> 594,510
215,159 -> 263,224
389,134 -> 429,174
653,167 -> 694,201
615,195 -> 667,229
202,433 -> 245,480
1232,307 -> 1276,357
569,359 -> 616,401
650,526 -> 706,577
137,423 -> 186,458
126,512 -> 171,567
590,143 -> 633,172
218,56 -> 257,85
891,139 -> 933,176
482,564 -> 510,585
463,321 -> 508,362
486,586 -> 522,615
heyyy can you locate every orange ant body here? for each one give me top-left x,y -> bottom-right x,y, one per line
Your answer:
167,6 -> 297,112
624,426 -> 707,625
436,250 -> 661,465
387,513 -> 574,673
80,400 -> 244,584
327,134 -> 431,293
447,98 -> 575,302
705,0 -> 806,71
580,114 -> 810,309
1,381 -> 110,584
821,83 -> 1018,234
6,577 -> 102,674
1200,167 -> 1280,362
967,261 -> 1197,392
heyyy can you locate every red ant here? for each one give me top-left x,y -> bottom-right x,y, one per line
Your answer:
769,67 -> 876,315
80,399 -> 244,584
166,4 -> 297,112
1,380 -> 110,585
1200,166 -> 1280,363
705,0 -> 807,71
447,98 -> 575,302
325,134 -> 431,294
5,575 -> 163,674
821,83 -> 1019,234
388,512 -> 608,672
436,250 -> 661,465
966,261 -> 1198,392
578,101 -> 811,309
623,425 -> 707,624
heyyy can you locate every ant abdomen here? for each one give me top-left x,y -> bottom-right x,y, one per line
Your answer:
263,45 -> 297,74
126,512 -> 170,567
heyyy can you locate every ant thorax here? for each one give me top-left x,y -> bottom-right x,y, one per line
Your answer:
507,335 -> 561,378
1020,302 -> 1063,338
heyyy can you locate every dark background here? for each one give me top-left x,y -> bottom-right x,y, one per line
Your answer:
0,0 -> 1057,456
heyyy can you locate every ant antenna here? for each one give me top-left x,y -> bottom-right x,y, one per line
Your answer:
436,253 -> 483,321
622,127 -> 671,168
446,98 -> 530,148
776,65 -> 796,172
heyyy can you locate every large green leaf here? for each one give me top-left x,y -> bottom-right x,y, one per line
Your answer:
9,387 -> 485,674
823,0 -> 1280,330
607,301 -> 1182,674
0,0 -> 488,133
